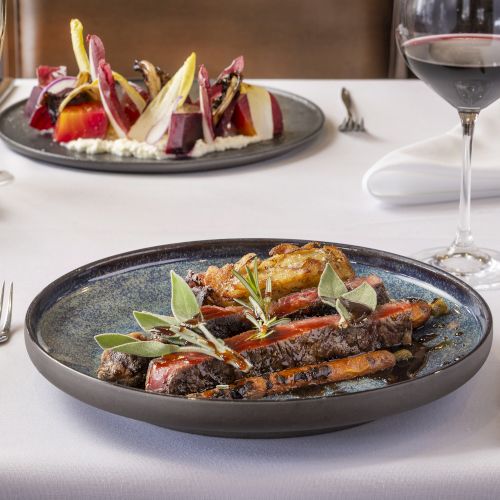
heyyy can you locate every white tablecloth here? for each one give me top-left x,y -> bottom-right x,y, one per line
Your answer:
1,80 -> 499,500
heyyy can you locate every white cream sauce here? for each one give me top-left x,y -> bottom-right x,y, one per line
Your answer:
64,134 -> 263,160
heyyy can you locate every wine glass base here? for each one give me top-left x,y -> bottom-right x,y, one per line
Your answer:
412,247 -> 500,290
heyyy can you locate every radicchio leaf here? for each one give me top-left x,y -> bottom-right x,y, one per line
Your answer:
198,64 -> 214,143
97,60 -> 131,138
87,34 -> 106,81
216,55 -> 245,81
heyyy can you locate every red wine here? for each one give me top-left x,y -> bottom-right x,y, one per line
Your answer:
402,34 -> 500,111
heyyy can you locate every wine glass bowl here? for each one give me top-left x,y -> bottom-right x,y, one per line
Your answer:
397,0 -> 500,289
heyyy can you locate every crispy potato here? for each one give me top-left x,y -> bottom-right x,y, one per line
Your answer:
202,242 -> 354,306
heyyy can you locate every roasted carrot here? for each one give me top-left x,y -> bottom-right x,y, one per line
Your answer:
408,299 -> 432,329
189,350 -> 396,400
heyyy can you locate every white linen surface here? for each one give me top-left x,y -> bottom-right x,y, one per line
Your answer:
2,80 -> 500,500
363,99 -> 500,205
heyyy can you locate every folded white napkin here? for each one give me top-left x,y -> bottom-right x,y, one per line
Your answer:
363,100 -> 500,205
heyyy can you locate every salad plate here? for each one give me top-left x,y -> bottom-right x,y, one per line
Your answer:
25,239 -> 492,438
0,90 -> 323,174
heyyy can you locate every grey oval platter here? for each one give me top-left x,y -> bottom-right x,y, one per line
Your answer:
25,239 -> 492,438
0,88 -> 324,173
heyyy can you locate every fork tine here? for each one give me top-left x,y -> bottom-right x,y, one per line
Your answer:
2,283 -> 13,333
0,281 -> 4,319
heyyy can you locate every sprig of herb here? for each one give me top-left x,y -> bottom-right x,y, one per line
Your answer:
94,270 -> 253,372
232,258 -> 290,340
318,263 -> 377,324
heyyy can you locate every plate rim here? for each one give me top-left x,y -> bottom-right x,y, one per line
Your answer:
25,237 -> 493,405
0,87 -> 325,173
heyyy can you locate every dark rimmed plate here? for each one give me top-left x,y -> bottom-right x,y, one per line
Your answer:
25,239 -> 492,438
0,89 -> 324,173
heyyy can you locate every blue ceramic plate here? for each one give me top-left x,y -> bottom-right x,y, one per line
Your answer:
0,89 -> 324,174
25,239 -> 492,437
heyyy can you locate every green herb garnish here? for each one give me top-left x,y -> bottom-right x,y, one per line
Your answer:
318,263 -> 377,324
94,270 -> 253,373
232,258 -> 290,340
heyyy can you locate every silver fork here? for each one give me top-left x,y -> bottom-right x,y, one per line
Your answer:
339,87 -> 366,133
0,282 -> 13,343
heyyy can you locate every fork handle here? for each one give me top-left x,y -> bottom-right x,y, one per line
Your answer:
341,87 -> 354,120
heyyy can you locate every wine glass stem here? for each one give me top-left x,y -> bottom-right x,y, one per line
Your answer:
452,111 -> 478,251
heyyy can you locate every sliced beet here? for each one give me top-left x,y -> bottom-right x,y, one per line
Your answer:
270,92 -> 283,137
166,112 -> 203,155
29,105 -> 53,130
231,94 -> 256,136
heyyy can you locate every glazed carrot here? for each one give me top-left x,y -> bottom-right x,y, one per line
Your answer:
189,350 -> 396,400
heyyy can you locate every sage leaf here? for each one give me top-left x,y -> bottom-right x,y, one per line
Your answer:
133,311 -> 178,332
318,263 -> 348,305
341,282 -> 377,312
335,298 -> 352,322
113,340 -> 180,357
94,333 -> 139,350
170,270 -> 201,323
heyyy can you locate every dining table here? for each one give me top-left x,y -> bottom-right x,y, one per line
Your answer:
1,78 -> 500,500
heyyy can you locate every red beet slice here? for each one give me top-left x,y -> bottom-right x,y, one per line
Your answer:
166,112 -> 203,155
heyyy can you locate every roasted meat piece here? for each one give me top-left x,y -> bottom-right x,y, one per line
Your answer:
97,332 -> 150,387
97,305 -> 253,387
146,301 -> 413,395
202,305 -> 253,339
269,274 -> 390,319
191,242 -> 355,306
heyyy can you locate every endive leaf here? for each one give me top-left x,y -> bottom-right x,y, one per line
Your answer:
70,19 -> 90,74
113,72 -> 147,112
128,52 -> 196,144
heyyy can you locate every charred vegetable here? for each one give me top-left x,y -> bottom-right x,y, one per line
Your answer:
211,57 -> 244,134
133,60 -> 169,99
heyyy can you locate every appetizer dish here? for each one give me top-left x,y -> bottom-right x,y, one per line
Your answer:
24,19 -> 283,160
95,242 -> 450,400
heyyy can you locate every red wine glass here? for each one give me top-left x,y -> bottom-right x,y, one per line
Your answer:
397,0 -> 500,289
